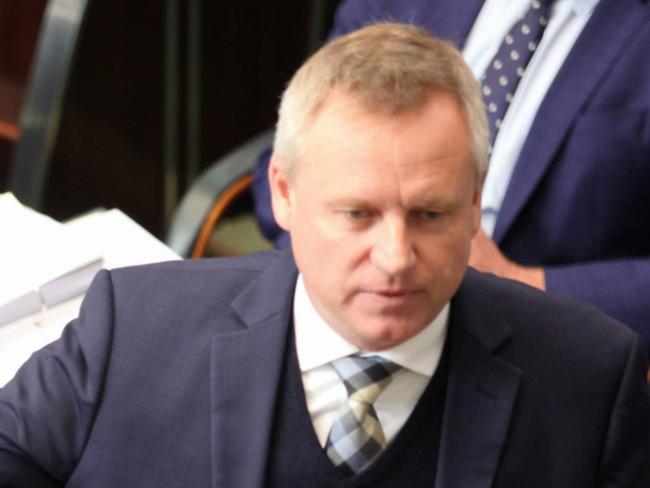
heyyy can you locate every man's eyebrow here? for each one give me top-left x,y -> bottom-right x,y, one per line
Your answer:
409,194 -> 457,209
324,195 -> 457,210
325,197 -> 372,207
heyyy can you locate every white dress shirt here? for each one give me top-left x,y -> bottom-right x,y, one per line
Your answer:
293,275 -> 449,447
462,0 -> 600,236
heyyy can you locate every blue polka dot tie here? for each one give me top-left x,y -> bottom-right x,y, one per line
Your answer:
325,355 -> 401,475
481,0 -> 553,147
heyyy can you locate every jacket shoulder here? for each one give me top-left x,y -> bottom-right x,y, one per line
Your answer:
92,250 -> 293,332
458,268 -> 643,360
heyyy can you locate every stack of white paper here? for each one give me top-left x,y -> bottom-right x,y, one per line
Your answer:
0,199 -> 180,386
0,193 -> 103,326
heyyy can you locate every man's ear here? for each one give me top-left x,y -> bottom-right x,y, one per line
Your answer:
269,155 -> 294,231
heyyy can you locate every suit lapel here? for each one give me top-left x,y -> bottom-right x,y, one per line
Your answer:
493,0 -> 650,242
436,271 -> 522,488
210,252 -> 298,488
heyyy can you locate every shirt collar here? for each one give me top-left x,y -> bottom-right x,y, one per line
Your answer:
293,274 -> 449,377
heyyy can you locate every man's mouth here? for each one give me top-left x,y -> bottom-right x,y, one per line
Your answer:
360,289 -> 423,305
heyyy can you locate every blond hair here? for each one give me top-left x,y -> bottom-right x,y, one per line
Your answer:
274,22 -> 488,175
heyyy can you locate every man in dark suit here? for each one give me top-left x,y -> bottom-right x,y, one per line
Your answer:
253,0 -> 650,350
1,23 -> 649,487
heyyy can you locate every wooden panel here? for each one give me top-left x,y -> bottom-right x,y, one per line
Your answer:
0,78 -> 22,141
0,0 -> 331,237
0,0 -> 47,78
42,0 -> 167,233
0,0 -> 48,144
41,0 -> 316,237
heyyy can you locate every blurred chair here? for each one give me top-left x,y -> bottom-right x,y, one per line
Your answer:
165,1 -> 342,258
166,129 -> 274,258
7,0 -> 92,209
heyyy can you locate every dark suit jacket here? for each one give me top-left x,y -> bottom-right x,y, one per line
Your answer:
252,0 -> 650,348
1,251 -> 649,487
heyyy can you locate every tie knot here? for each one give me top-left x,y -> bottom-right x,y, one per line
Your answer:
330,355 -> 401,404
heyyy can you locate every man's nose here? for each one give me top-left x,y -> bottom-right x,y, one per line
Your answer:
370,218 -> 416,276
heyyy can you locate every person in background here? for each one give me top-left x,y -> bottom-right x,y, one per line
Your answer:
1,22 -> 649,487
253,0 -> 650,350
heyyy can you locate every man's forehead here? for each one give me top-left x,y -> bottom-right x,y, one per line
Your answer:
272,89 -> 471,191
300,90 -> 470,159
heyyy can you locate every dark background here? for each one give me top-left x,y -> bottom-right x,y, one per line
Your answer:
0,0 -> 341,236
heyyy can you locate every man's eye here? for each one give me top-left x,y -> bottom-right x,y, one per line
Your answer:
345,209 -> 369,220
415,210 -> 441,221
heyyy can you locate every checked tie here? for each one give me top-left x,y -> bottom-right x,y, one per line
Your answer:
325,355 -> 401,475
481,0 -> 553,147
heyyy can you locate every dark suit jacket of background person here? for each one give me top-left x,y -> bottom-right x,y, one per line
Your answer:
1,251 -> 649,487
252,0 -> 650,349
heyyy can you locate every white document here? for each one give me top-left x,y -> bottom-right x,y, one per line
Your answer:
0,203 -> 180,386
0,193 -> 103,326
